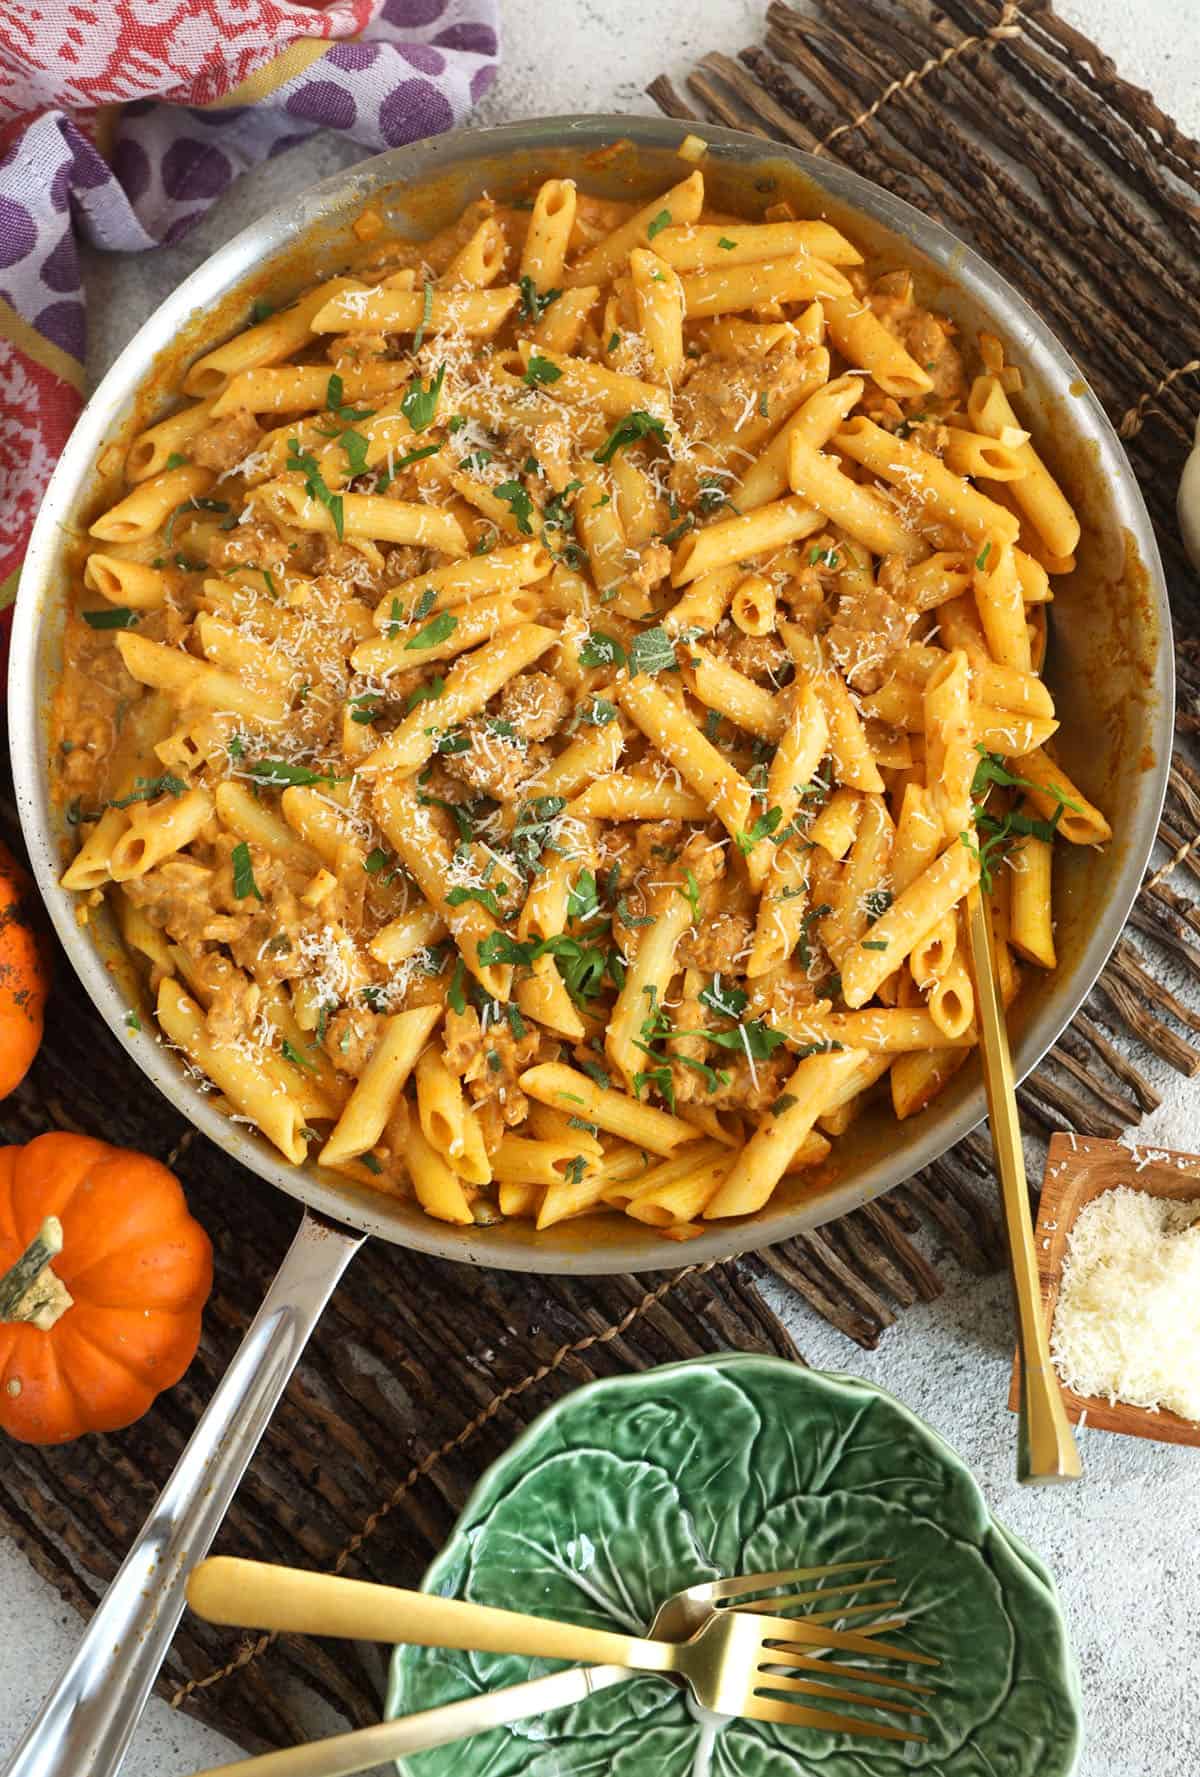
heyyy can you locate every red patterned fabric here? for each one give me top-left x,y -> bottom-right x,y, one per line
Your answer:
0,0 -> 500,686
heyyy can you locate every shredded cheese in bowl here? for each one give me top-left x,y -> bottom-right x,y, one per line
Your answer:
1050,1186 -> 1200,1420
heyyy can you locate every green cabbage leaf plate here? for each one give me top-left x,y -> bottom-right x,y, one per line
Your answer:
387,1355 -> 1081,1776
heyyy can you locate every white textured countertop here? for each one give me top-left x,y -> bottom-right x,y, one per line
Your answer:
3,5 -> 1198,1776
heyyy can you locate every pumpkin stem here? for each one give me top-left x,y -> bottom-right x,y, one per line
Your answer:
0,1216 -> 76,1330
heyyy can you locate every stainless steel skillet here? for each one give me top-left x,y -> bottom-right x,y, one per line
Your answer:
4,115 -> 1172,1777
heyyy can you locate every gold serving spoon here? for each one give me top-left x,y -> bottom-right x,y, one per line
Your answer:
966,886 -> 1081,1484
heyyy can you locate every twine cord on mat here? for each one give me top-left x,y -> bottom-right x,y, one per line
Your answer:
1120,359 -> 1200,439
168,1256 -> 719,1707
812,0 -> 1024,154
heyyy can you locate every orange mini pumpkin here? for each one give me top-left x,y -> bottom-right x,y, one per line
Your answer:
0,1132 -> 212,1445
0,838 -> 48,1098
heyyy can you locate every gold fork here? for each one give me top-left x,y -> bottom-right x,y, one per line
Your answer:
966,885 -> 1081,1484
187,1560 -> 914,1777
188,1556 -> 935,1752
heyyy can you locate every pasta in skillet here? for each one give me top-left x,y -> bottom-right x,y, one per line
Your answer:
54,153 -> 1111,1237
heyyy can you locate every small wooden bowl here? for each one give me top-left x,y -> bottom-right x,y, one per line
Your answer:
1008,1132 -> 1200,1447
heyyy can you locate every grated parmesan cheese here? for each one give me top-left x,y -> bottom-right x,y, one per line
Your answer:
1050,1186 -> 1200,1420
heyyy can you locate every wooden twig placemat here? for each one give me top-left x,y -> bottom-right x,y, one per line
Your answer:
2,0 -> 1200,1754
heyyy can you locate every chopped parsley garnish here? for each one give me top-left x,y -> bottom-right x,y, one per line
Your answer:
412,279 -> 435,353
976,541 -> 992,571
861,939 -> 889,952
494,479 -> 535,534
459,448 -> 493,474
646,208 -> 672,239
348,692 -> 381,725
83,606 -> 137,630
771,1094 -> 797,1116
387,442 -> 441,478
757,390 -> 770,417
405,675 -> 445,711
523,351 -> 563,387
705,1017 -> 787,1061
797,902 -> 833,970
679,867 -> 701,924
285,437 -> 343,540
325,373 -> 374,424
281,1038 -> 316,1073
401,363 -> 446,432
593,410 -> 668,464
164,451 -> 190,470
700,978 -> 749,1020
230,841 -> 263,902
125,1010 -> 142,1033
566,868 -> 601,924
734,806 -> 784,854
717,236 -> 737,250
227,735 -> 245,760
364,848 -> 390,874
607,331 -> 621,353
447,957 -> 468,1014
809,546 -> 841,569
506,1003 -> 526,1039
580,1058 -> 611,1090
245,759 -> 338,789
447,884 -> 505,919
339,428 -> 371,477
966,746 -> 1083,888
249,298 -> 274,325
563,1155 -> 589,1186
405,610 -> 458,651
518,275 -> 561,321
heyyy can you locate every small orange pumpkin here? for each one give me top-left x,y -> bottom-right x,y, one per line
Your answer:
0,837 -> 49,1098
0,1132 -> 212,1445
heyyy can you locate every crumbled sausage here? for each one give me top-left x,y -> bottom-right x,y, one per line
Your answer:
190,408 -> 263,474
499,671 -> 571,741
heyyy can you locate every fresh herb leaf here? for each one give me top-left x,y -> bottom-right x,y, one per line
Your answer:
861,939 -> 889,951
771,1093 -> 798,1116
523,351 -> 563,387
506,1003 -> 526,1039
405,610 -> 457,651
700,978 -> 749,1021
679,867 -> 701,924
405,674 -> 445,711
339,428 -> 371,477
717,236 -> 737,250
401,363 -> 446,432
447,884 -> 504,919
249,298 -> 274,325
324,372 -> 374,424
797,902 -> 832,970
83,606 -> 137,630
646,208 -> 672,240
364,847 -> 390,874
864,887 -> 892,923
563,1155 -> 589,1186
447,957 -> 468,1014
518,275 -> 562,321
579,631 -> 627,671
231,840 -> 262,902
734,806 -> 784,854
567,868 -> 601,924
245,759 -> 338,789
593,409 -> 668,464
285,436 -> 343,540
412,279 -> 435,353
164,451 -> 190,470
494,478 -> 535,534
705,1017 -> 787,1060
976,540 -> 992,571
628,625 -> 675,678
348,692 -> 381,725
580,1058 -> 611,1090
281,1038 -> 316,1073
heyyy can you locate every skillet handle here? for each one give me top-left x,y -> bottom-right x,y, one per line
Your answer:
1,1208 -> 363,1777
